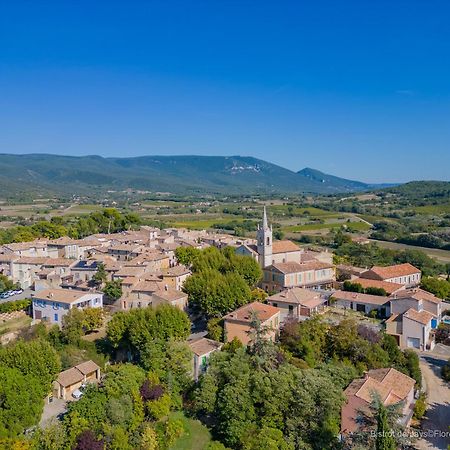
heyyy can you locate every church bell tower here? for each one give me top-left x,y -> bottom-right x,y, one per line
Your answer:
257,206 -> 273,268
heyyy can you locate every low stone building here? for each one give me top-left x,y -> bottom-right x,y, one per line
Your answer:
53,360 -> 101,400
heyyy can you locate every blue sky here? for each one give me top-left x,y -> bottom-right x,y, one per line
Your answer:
1,1 -> 449,183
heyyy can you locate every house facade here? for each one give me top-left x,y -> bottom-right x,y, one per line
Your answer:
332,290 -> 391,317
267,287 -> 326,321
32,288 -> 103,327
262,261 -> 335,292
188,337 -> 223,381
360,263 -> 421,288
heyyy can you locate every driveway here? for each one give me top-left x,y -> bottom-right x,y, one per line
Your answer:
39,398 -> 67,428
415,345 -> 450,450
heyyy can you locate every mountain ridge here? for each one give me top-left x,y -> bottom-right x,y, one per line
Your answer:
0,153 -> 394,198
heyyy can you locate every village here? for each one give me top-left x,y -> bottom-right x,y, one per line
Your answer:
0,206 -> 449,448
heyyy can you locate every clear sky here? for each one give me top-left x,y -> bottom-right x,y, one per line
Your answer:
1,1 -> 449,183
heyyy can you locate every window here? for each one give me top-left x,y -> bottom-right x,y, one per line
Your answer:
54,313 -> 58,322
288,305 -> 294,314
272,303 -> 278,308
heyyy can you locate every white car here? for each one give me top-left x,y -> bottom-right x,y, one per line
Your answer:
72,389 -> 83,399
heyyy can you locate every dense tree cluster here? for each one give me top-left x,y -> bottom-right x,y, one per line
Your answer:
181,247 -> 262,317
0,208 -> 140,244
0,339 -> 61,438
279,317 -> 421,387
194,341 -> 348,449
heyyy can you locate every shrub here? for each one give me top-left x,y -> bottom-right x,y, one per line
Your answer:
442,359 -> 450,382
413,393 -> 427,419
146,393 -> 171,420
0,299 -> 31,314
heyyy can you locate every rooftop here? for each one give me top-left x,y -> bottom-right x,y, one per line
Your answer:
403,308 -> 434,325
224,301 -> 280,323
272,240 -> 300,254
332,290 -> 391,306
189,337 -> 223,356
268,287 -> 324,308
364,263 -> 420,280
33,288 -> 95,304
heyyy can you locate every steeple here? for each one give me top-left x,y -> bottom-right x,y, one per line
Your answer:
262,206 -> 268,229
257,206 -> 273,268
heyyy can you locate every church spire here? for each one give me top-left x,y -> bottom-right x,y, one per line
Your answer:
263,206 -> 268,229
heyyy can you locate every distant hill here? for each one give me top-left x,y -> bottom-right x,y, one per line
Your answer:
380,180 -> 450,200
0,153 -> 386,198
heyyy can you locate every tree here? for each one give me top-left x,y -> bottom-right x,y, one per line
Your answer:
421,276 -> 450,300
73,430 -> 104,450
0,367 -> 44,438
92,263 -> 107,287
62,308 -> 85,344
103,280 -> 123,300
174,247 -> 201,266
0,339 -> 61,395
83,307 -> 104,332
375,403 -> 396,450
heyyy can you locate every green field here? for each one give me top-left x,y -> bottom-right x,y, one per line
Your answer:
283,221 -> 371,232
169,411 -> 212,450
268,205 -> 336,217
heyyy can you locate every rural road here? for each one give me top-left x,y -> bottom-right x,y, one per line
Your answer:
415,345 -> 450,450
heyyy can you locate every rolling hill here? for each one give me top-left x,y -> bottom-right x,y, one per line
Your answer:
0,153 -> 386,198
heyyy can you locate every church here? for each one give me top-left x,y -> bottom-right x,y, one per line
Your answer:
235,207 -> 303,268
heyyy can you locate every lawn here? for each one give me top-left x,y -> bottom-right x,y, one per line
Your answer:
169,411 -> 212,450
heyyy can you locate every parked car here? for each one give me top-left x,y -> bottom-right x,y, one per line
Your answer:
0,292 -> 9,299
72,389 -> 83,399
11,289 -> 23,295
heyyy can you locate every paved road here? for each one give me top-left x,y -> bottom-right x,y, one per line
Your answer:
0,288 -> 34,304
415,345 -> 450,450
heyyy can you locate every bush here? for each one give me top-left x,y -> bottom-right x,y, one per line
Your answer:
146,393 -> 171,420
413,393 -> 427,419
441,359 -> 450,382
0,299 -> 31,314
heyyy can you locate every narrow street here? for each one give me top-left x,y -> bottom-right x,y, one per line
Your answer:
415,345 -> 450,450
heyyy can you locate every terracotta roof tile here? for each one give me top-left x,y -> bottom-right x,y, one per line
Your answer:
272,240 -> 300,254
224,301 -> 280,323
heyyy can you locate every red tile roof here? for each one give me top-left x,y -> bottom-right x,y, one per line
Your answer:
224,301 -> 280,323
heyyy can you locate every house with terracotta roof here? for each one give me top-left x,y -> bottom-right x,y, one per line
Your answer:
267,287 -> 326,320
341,368 -> 416,435
223,301 -> 281,345
52,360 -> 101,400
161,265 -> 191,290
360,263 -> 421,288
0,240 -> 49,258
188,337 -> 223,381
390,288 -> 442,320
331,290 -> 391,318
32,288 -> 103,327
386,308 -> 435,350
262,261 -> 335,292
